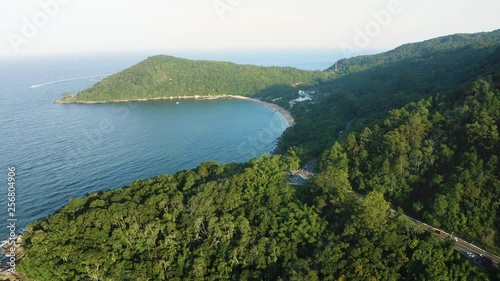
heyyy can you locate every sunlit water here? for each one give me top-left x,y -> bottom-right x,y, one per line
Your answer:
0,52 -> 319,237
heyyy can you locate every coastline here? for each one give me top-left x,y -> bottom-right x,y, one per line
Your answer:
227,96 -> 295,127
54,95 -> 295,127
255,99 -> 294,127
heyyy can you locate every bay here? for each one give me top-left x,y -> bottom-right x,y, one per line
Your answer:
0,53 -> 293,237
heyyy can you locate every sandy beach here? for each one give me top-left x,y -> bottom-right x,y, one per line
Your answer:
55,95 -> 295,127
222,96 -> 294,127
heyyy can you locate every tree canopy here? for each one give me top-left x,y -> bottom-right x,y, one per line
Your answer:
59,55 -> 326,103
19,30 -> 500,280
20,155 -> 494,280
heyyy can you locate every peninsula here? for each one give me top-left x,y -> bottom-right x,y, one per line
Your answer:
56,55 -> 327,106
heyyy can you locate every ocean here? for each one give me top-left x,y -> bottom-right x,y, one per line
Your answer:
0,50 -> 336,238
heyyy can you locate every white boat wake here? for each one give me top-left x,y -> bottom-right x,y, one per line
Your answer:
30,74 -> 111,89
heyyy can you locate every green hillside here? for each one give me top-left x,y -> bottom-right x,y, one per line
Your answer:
281,30 -> 500,157
19,153 -> 496,280
326,30 -> 500,73
19,31 -> 500,280
336,79 -> 500,253
58,55 -> 327,103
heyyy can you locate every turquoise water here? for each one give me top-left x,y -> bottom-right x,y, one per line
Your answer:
0,54 -> 290,236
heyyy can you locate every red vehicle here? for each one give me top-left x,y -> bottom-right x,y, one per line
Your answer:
435,229 -> 443,235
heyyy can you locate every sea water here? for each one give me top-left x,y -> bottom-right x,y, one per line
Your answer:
0,51 -> 333,237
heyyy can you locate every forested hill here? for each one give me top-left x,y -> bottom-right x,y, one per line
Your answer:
58,30 -> 500,119
336,79 -> 500,255
326,30 -> 500,74
58,55 -> 327,102
20,79 -> 500,280
18,31 -> 500,280
281,30 -> 500,157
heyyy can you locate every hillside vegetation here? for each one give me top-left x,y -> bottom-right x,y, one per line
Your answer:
281,30 -> 500,157
20,154 -> 496,280
326,30 -> 500,74
333,79 -> 500,253
59,55 -> 327,102
19,30 -> 500,280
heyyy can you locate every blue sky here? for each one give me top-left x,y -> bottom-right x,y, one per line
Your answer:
1,0 -> 499,58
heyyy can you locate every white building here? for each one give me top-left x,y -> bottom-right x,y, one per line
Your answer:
289,90 -> 315,107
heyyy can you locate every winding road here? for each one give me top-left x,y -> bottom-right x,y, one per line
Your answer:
404,215 -> 500,266
288,160 -> 500,267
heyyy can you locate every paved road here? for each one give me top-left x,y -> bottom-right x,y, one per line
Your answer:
404,215 -> 500,266
288,160 -> 500,267
289,160 -> 317,182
